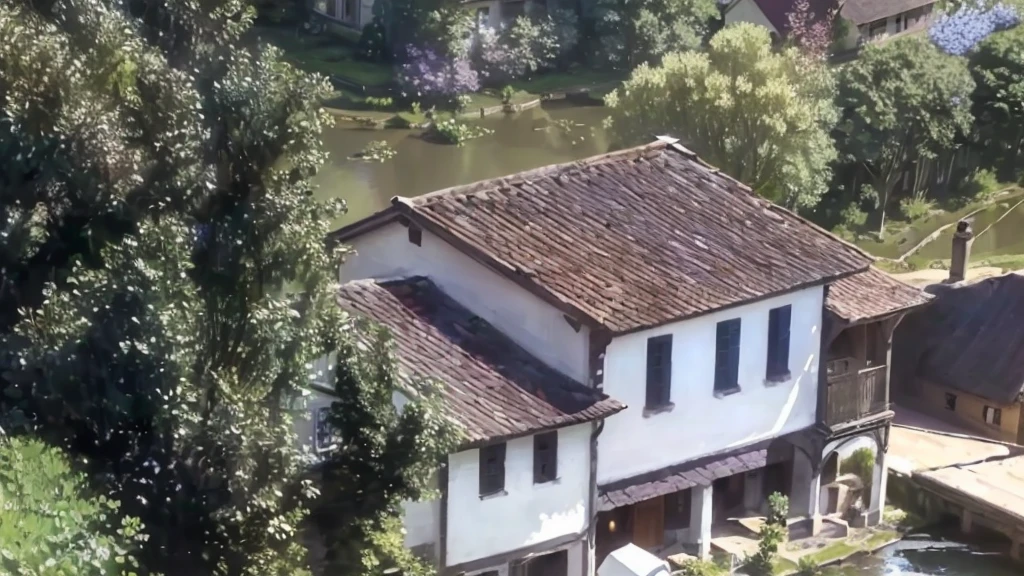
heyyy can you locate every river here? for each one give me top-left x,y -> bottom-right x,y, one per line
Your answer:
314,103 -> 612,227
821,533 -> 1021,576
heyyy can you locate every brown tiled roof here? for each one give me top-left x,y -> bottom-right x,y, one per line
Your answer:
732,0 -> 839,35
598,439 -> 776,510
826,267 -> 933,323
894,273 -> 1024,404
337,277 -> 625,446
340,141 -> 871,335
842,0 -> 936,24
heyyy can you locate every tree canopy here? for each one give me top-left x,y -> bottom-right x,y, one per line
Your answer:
836,35 -> 975,232
595,0 -> 719,68
969,25 -> 1024,180
0,0 -> 449,574
605,23 -> 839,209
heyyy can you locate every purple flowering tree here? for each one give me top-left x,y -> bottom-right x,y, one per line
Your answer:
397,45 -> 480,107
929,0 -> 1020,56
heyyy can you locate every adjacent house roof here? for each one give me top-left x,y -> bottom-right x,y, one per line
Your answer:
842,0 -> 936,25
826,267 -> 933,324
726,0 -> 838,35
337,277 -> 625,446
332,141 -> 872,335
897,273 -> 1024,404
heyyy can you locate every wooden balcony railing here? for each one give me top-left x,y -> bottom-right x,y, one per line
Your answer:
825,365 -> 888,426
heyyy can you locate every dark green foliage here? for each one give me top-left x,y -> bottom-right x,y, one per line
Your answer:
843,448 -> 876,498
594,0 -> 718,68
0,0 -> 439,574
312,324 -> 459,576
0,437 -> 145,576
969,25 -> 1024,181
358,0 -> 393,62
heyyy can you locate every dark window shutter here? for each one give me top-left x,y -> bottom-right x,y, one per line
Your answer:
715,322 -> 730,391
533,431 -> 558,483
646,335 -> 673,407
480,443 -> 506,495
767,306 -> 791,378
728,319 -> 741,387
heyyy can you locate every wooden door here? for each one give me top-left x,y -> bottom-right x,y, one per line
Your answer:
631,496 -> 665,550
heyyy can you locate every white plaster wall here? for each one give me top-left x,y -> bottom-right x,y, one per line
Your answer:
341,223 -> 590,383
723,0 -> 779,34
446,425 -> 592,567
597,286 -> 824,485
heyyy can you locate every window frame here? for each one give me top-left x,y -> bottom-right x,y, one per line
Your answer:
533,431 -> 559,484
314,406 -> 338,453
645,334 -> 673,409
715,318 -> 742,394
766,305 -> 792,382
945,392 -> 957,411
479,442 -> 507,497
983,405 -> 1002,426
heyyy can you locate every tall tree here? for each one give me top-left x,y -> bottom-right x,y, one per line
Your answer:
594,0 -> 718,68
969,25 -> 1024,180
605,23 -> 839,209
0,0 -> 444,574
836,35 -> 975,234
311,324 -> 459,576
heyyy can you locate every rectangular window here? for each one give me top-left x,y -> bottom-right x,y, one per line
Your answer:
945,393 -> 957,411
645,335 -> 673,408
314,406 -> 338,453
533,431 -> 558,484
476,6 -> 489,28
983,406 -> 1002,426
715,319 -> 742,393
895,14 -> 904,32
664,489 -> 692,530
479,443 -> 506,496
869,20 -> 887,38
766,305 -> 792,381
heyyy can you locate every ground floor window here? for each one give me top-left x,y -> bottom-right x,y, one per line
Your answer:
524,549 -> 567,576
983,405 -> 1002,426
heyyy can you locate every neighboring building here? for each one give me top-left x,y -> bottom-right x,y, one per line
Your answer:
722,0 -> 937,51
309,139 -> 931,572
301,278 -> 624,576
893,223 -> 1024,444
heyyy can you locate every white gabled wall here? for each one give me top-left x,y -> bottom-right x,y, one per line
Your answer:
446,424 -> 592,567
597,286 -> 824,485
723,0 -> 779,34
340,222 -> 590,384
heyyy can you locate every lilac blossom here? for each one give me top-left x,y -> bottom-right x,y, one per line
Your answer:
929,0 -> 1020,56
397,45 -> 480,101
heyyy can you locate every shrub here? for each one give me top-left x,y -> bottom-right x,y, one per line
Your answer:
840,203 -> 868,229
958,168 -> 1003,201
549,8 -> 581,66
676,558 -> 726,576
365,96 -> 394,110
428,118 -> 494,145
899,197 -> 936,220
501,85 -> 516,105
746,492 -> 788,576
797,556 -> 822,576
354,140 -> 397,161
356,12 -> 391,62
843,447 -> 876,497
473,16 -> 562,83
397,45 -> 480,107
929,0 -> 1020,55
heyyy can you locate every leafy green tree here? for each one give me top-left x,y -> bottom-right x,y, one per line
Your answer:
969,25 -> 1024,181
745,492 -> 788,576
836,35 -> 975,234
368,0 -> 471,59
311,324 -> 459,576
0,0 -> 435,575
0,437 -> 144,576
605,23 -> 839,209
594,0 -> 718,68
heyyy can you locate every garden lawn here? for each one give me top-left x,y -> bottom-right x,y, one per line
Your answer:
251,25 -> 393,87
510,68 -> 625,95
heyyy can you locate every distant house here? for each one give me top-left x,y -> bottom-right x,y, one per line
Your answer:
893,223 -> 1024,444
722,0 -> 937,50
301,139 -> 932,575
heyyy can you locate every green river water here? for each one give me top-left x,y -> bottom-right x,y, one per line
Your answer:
314,105 -> 1022,575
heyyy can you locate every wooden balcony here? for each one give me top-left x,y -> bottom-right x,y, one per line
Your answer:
825,359 -> 888,427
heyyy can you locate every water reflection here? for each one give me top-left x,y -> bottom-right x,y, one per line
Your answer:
313,103 -> 613,227
824,535 -> 1020,576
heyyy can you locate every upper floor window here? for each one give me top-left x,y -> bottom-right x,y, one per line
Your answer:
645,335 -> 673,408
715,318 -> 741,394
314,406 -> 339,453
533,431 -> 558,484
766,305 -> 792,381
945,392 -> 957,411
476,6 -> 490,28
479,443 -> 506,497
983,406 -> 1002,426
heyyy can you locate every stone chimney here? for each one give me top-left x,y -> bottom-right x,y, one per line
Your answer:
948,220 -> 974,284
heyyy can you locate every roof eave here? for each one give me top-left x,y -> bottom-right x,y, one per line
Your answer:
458,401 -> 628,450
827,295 -> 936,326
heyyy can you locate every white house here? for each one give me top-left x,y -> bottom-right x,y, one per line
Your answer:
722,0 -> 937,52
316,139 -> 931,570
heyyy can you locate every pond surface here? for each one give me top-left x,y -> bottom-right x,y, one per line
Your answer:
912,197 -> 1024,262
314,103 -> 613,227
823,534 -> 1021,576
